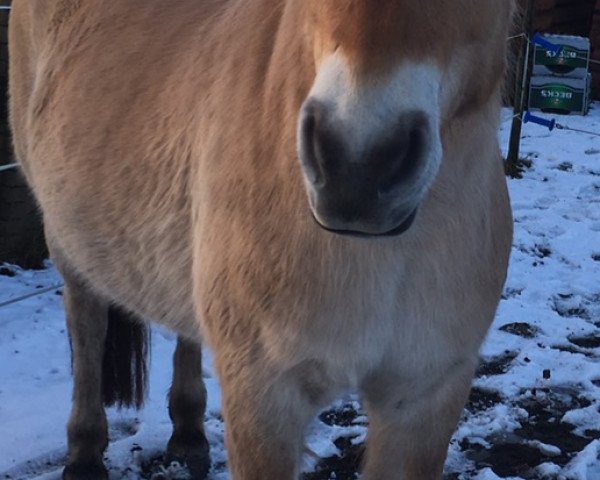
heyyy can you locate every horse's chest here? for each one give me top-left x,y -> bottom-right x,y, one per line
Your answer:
260,263 -> 411,379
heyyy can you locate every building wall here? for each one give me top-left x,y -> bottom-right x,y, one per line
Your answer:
532,0 -> 596,36
591,0 -> 600,96
0,0 -> 47,268
0,0 -> 10,164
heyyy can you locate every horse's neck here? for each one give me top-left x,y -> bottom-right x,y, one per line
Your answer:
258,0 -> 315,118
206,0 -> 314,168
435,99 -> 504,202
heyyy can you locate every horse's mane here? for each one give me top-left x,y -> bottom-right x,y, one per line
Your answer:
50,0 -> 84,30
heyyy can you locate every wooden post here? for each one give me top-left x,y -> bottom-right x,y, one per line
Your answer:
506,0 -> 535,178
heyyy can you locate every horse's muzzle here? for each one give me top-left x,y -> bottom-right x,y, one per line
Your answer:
311,208 -> 418,238
297,100 -> 431,236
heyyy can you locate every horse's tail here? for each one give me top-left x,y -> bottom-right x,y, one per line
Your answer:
102,305 -> 150,409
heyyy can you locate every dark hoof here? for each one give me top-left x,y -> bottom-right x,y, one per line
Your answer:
63,462 -> 108,480
166,432 -> 211,479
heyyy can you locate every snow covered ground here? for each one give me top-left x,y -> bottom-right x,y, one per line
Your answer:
0,105 -> 599,479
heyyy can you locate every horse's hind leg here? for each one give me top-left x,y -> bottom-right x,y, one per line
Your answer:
166,337 -> 210,479
360,361 -> 476,480
59,269 -> 110,480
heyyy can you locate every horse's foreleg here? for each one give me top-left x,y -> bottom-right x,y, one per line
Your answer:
61,274 -> 109,480
360,360 -> 476,480
217,353 -> 328,480
167,336 -> 211,478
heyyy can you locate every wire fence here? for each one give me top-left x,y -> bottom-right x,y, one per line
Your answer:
0,283 -> 65,309
0,162 -> 19,172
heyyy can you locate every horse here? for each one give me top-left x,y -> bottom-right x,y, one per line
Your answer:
8,1 -> 515,478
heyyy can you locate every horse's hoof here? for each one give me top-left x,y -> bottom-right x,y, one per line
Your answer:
62,462 -> 108,480
166,433 -> 211,479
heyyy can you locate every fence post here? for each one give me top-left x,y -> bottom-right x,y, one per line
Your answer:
506,0 -> 535,178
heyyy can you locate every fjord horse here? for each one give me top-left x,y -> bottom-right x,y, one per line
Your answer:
9,1 -> 514,478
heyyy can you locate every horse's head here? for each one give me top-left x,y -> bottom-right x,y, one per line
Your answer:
297,0 -> 513,236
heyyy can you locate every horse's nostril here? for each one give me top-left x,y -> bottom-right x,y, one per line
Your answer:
404,121 -> 428,173
376,112 -> 430,193
299,105 -> 326,186
299,102 -> 345,188
299,104 -> 430,194
299,112 -> 319,184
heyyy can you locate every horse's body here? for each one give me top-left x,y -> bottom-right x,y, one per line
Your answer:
9,1 -> 514,479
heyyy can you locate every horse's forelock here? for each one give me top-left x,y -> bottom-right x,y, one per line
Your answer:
303,0 -> 514,84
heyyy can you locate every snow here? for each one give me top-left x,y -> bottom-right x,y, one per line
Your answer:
1,104 -> 599,479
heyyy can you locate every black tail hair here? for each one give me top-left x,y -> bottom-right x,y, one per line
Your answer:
102,305 -> 150,409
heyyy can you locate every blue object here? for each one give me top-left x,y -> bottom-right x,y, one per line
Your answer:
523,111 -> 556,131
532,33 -> 562,55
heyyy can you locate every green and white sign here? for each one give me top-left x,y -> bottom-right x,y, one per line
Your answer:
529,75 -> 591,116
533,34 -> 590,79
